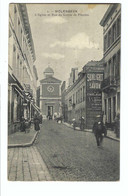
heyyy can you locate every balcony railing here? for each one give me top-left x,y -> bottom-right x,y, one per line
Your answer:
101,76 -> 118,92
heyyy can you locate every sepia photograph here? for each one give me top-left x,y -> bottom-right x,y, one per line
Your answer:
7,3 -> 120,182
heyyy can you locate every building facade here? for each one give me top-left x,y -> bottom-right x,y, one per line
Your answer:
63,61 -> 104,129
40,67 -> 61,119
8,4 -> 39,134
100,4 -> 121,127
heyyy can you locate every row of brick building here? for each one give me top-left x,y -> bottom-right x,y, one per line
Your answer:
61,4 -> 121,129
8,4 -> 40,134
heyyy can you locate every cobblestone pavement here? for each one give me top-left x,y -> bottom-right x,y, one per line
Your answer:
8,146 -> 52,181
36,120 -> 120,181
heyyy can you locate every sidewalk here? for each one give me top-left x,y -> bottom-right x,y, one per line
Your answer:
8,146 -> 52,181
63,122 -> 120,142
8,125 -> 52,181
8,125 -> 39,148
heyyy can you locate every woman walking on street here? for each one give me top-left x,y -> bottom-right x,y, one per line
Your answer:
33,114 -> 40,132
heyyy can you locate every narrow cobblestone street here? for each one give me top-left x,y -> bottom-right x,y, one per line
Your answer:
35,120 -> 119,181
8,120 -> 120,181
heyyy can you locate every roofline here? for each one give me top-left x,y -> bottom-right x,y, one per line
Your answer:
100,4 -> 119,26
18,4 -> 36,61
40,77 -> 61,83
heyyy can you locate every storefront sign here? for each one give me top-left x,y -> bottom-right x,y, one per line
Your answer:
86,72 -> 104,128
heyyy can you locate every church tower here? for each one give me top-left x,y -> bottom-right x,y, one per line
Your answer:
40,67 -> 61,119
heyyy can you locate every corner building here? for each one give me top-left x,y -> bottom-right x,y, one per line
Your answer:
64,61 -> 104,129
100,4 -> 121,127
40,67 -> 61,118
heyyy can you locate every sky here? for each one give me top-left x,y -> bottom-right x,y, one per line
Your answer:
26,4 -> 109,86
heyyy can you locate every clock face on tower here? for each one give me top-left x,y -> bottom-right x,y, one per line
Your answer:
47,85 -> 54,92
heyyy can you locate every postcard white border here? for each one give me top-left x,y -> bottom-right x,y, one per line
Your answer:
0,0 -> 128,196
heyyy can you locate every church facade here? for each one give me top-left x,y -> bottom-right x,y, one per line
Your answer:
40,67 -> 61,119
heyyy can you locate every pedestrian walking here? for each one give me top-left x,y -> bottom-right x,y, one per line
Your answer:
79,116 -> 85,131
33,114 -> 40,132
72,118 -> 76,130
93,115 -> 106,147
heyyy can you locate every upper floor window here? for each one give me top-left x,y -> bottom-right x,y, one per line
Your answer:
104,63 -> 107,78
117,16 -> 121,37
104,34 -> 107,52
108,29 -> 112,47
108,59 -> 111,77
113,55 -> 116,77
112,23 -> 116,42
83,86 -> 85,101
116,50 -> 120,78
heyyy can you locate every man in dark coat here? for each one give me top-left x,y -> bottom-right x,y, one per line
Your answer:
33,114 -> 40,131
93,115 -> 106,147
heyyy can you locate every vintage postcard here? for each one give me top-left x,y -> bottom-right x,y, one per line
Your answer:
8,3 -> 120,182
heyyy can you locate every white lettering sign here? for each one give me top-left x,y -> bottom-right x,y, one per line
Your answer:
87,74 -> 103,81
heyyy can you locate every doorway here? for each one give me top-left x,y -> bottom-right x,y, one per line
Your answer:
48,106 -> 53,117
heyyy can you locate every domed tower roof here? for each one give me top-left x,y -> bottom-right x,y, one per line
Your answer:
44,66 -> 54,78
